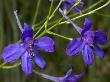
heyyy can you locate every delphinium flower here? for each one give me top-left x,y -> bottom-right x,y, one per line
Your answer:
33,68 -> 84,82
50,0 -> 84,14
59,9 -> 107,65
1,11 -> 55,75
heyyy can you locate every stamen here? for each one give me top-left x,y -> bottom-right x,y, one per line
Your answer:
14,10 -> 23,32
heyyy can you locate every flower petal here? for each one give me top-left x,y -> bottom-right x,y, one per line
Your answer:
2,44 -> 25,63
94,30 -> 107,45
66,38 -> 82,56
21,51 -> 33,75
34,36 -> 55,52
81,18 -> 92,35
93,45 -> 104,59
34,51 -> 46,69
82,45 -> 94,65
73,7 -> 81,14
71,73 -> 84,82
22,23 -> 34,41
64,73 -> 84,82
65,68 -> 73,77
61,3 -> 68,14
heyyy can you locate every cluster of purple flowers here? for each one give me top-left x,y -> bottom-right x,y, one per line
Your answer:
1,0 -> 107,82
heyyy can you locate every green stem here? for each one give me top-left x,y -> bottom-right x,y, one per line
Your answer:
0,62 -> 7,68
95,12 -> 110,18
32,17 -> 47,28
69,0 -> 104,18
34,24 -> 45,38
49,0 -> 63,20
33,0 -> 103,29
32,0 -> 41,25
1,61 -> 21,69
44,0 -> 54,30
33,0 -> 54,37
47,31 -> 72,40
60,0 -> 110,24
35,0 -> 81,38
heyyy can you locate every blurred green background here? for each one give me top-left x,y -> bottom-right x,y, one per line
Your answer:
0,0 -> 110,82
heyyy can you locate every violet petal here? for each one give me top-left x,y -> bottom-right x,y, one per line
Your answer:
2,43 -> 25,63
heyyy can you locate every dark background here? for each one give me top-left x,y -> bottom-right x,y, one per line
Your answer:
0,0 -> 110,82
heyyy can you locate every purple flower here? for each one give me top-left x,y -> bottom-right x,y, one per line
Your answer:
59,9 -> 107,65
1,11 -> 55,75
50,0 -> 84,14
33,68 -> 84,82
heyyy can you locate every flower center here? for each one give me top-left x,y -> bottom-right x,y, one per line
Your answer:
24,37 -> 34,56
82,31 -> 95,46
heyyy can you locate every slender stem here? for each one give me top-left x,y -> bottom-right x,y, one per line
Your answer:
33,0 -> 103,29
34,0 -> 63,36
33,0 -> 54,37
32,0 -> 41,25
47,31 -> 72,40
32,17 -> 46,28
59,9 -> 82,34
35,0 -> 81,38
33,70 -> 59,82
83,0 -> 104,12
44,0 -> 54,29
37,17 -> 63,38
67,0 -> 81,14
95,12 -> 110,18
14,10 -> 23,32
69,0 -> 104,18
34,24 -> 45,38
60,0 -> 110,25
49,0 -> 64,20
1,61 -> 21,69
0,62 -> 7,68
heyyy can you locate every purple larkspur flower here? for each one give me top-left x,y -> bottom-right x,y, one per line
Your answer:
33,68 -> 84,82
59,9 -> 107,65
1,11 -> 55,75
50,0 -> 84,14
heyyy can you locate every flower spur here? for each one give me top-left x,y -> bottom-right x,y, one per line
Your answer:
33,68 -> 84,82
1,11 -> 55,75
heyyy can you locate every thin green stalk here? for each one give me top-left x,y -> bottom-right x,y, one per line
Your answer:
33,0 -> 62,30
34,24 -> 45,38
44,0 -> 54,30
35,0 -> 81,38
95,12 -> 110,18
1,61 -> 21,69
47,31 -> 72,40
32,0 -> 41,25
51,0 -> 104,26
0,62 -> 7,68
60,0 -> 110,24
33,0 -> 54,37
37,17 -> 63,38
33,0 -> 103,29
70,0 -> 104,18
32,17 -> 47,28
33,0 -> 81,36
67,0 -> 81,14
83,0 -> 104,12
49,0 -> 63,20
